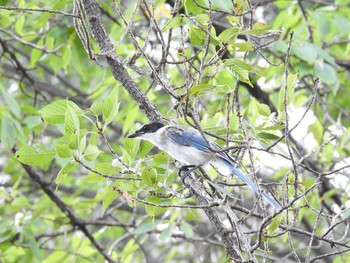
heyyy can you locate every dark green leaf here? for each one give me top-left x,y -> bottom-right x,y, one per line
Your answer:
256,132 -> 280,140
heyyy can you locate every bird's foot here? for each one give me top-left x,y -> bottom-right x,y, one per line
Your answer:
178,165 -> 201,184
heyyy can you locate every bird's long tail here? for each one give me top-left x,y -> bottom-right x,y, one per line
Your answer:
221,159 -> 281,209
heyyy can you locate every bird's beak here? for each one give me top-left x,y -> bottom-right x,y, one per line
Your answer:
127,131 -> 139,138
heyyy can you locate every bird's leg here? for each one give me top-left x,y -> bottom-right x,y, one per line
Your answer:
178,164 -> 202,184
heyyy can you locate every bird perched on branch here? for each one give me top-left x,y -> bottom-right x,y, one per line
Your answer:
128,121 -> 281,209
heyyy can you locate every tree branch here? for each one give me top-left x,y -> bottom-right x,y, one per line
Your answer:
20,164 -> 117,263
79,0 -> 161,122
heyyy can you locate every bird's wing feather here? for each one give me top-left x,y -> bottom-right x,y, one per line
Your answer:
166,127 -> 229,157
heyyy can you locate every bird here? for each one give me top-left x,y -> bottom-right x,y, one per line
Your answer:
128,121 -> 281,209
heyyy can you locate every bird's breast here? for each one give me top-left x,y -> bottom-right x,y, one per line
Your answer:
158,142 -> 212,166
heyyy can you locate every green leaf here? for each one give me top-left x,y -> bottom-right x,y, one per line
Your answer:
88,132 -> 99,146
230,42 -> 254,52
30,38 -> 43,66
83,144 -> 101,161
184,208 -> 201,221
115,180 -> 138,192
11,196 -> 29,210
103,89 -> 120,127
142,167 -> 157,187
189,84 -> 232,96
189,84 -> 213,96
134,220 -> 160,235
180,221 -> 194,238
56,161 -> 74,185
218,28 -> 239,44
189,26 -> 206,47
1,115 -> 17,150
102,183 -> 119,210
341,208 -> 350,218
121,240 -> 138,259
224,59 -> 255,72
314,61 -> 338,88
257,103 -> 271,117
267,214 -> 283,235
24,116 -> 41,129
78,133 -> 87,154
16,145 -> 56,170
83,172 -> 107,183
68,131 -> 79,150
294,43 -> 318,63
3,246 -> 25,263
62,46 -> 71,72
145,195 -> 163,217
0,83 -> 21,118
162,14 -> 186,32
287,73 -> 297,104
139,141 -> 154,158
88,100 -> 104,116
42,100 -> 68,124
310,119 -> 323,144
159,223 -> 175,241
68,129 -> 87,150
14,15 -> 25,34
194,14 -> 210,27
278,73 -> 297,112
226,16 -> 240,26
229,114 -> 239,131
65,103 -> 80,135
239,25 -> 273,35
124,135 -> 140,160
41,100 -> 83,124
85,162 -> 118,180
41,251 -> 67,263
54,144 -> 72,158
224,59 -> 253,87
256,132 -> 280,140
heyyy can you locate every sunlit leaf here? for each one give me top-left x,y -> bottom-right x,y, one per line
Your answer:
103,89 -> 120,127
54,144 -> 72,158
83,144 -> 101,161
16,145 -> 56,170
257,103 -> 271,117
41,100 -> 83,125
56,161 -> 74,185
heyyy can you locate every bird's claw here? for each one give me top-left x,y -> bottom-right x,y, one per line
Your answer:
178,165 -> 202,184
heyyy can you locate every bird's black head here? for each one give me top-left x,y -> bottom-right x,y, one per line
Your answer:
128,122 -> 165,138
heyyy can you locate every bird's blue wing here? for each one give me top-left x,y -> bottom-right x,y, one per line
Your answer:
166,128 -> 233,161
167,130 -> 210,151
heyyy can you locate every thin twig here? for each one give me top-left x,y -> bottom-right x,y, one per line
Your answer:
0,5 -> 81,18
